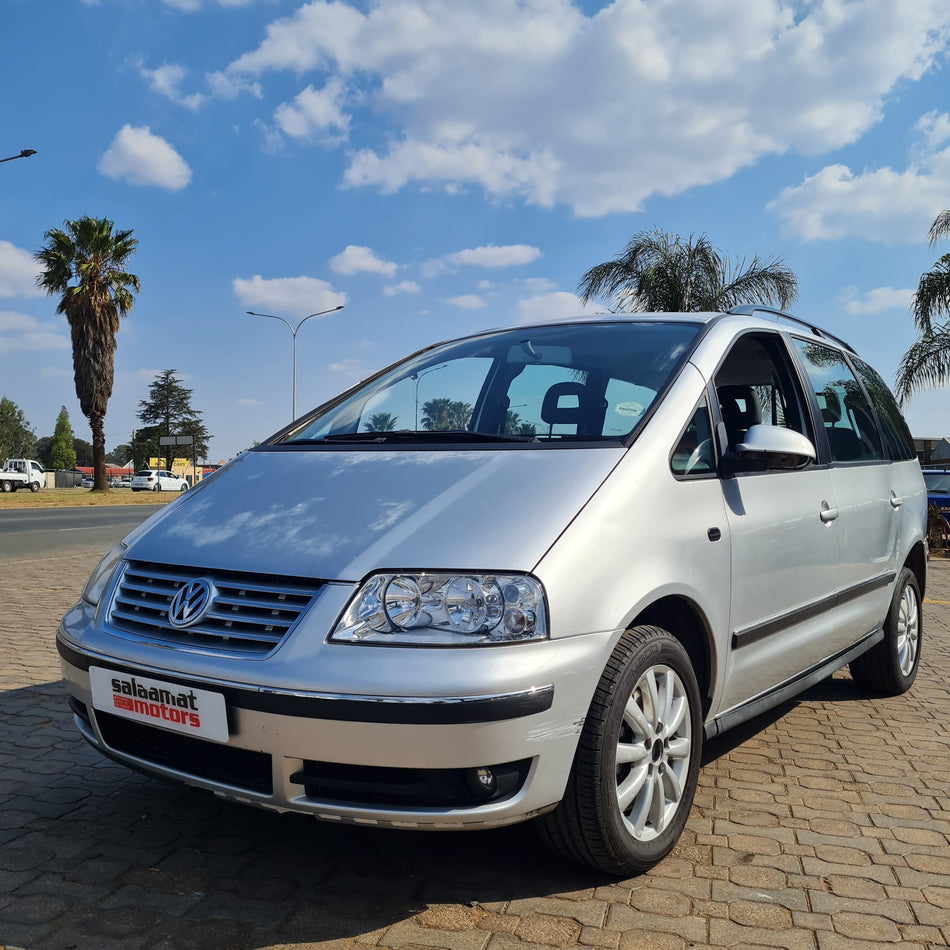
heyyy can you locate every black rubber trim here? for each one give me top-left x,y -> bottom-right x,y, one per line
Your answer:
706,626 -> 884,739
56,638 -> 554,725
731,571 -> 895,650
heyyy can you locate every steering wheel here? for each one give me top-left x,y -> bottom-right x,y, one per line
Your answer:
684,439 -> 713,475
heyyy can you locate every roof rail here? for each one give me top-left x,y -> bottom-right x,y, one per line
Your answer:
726,304 -> 855,354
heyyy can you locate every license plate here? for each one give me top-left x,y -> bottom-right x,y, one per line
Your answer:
89,667 -> 229,743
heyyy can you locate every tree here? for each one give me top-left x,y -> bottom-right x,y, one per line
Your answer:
421,398 -> 472,431
137,369 -> 210,469
130,426 -> 161,471
34,437 -> 53,467
73,438 -> 93,467
506,410 -> 537,436
578,227 -> 798,313
35,216 -> 140,490
109,443 -> 133,466
896,210 -> 950,402
366,412 -> 398,432
48,406 -> 77,470
0,396 -> 36,458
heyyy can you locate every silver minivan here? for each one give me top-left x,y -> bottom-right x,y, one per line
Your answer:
58,307 -> 926,875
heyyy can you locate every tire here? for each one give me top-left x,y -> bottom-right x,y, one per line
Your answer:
153,483 -> 161,492
29,481 -> 40,493
1,480 -> 12,493
538,625 -> 702,876
849,566 -> 921,695
180,484 -> 188,492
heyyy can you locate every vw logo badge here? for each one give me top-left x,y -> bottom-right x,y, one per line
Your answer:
167,579 -> 214,628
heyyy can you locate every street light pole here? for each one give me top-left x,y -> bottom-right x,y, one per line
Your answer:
247,305 -> 345,419
410,363 -> 448,429
0,149 -> 37,164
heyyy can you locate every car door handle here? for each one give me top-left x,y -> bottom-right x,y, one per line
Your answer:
890,492 -> 903,508
820,502 -> 839,523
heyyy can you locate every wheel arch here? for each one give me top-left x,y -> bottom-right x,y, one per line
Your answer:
905,541 -> 927,601
629,595 -> 716,719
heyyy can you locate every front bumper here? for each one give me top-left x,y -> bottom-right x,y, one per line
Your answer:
57,601 -> 618,830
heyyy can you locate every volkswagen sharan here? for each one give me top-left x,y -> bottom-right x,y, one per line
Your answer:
58,306 -> 926,875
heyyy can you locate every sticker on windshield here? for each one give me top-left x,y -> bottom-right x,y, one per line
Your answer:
614,401 -> 644,417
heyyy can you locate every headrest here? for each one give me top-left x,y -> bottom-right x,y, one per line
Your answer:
822,387 -> 842,424
541,381 -> 588,426
718,385 -> 760,429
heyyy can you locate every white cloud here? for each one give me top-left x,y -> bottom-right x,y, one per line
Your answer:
138,62 -> 206,111
767,149 -> 950,242
163,0 -> 253,9
237,398 -> 261,406
516,291 -> 586,323
221,0 -> 950,216
423,243 -> 542,277
207,70 -> 262,100
0,242 -> 42,298
329,245 -> 397,276
275,79 -> 350,142
0,311 -> 68,354
328,358 -> 368,378
842,286 -> 915,315
383,280 -> 421,296
915,111 -> 950,151
445,294 -> 486,310
233,275 -> 347,318
98,125 -> 193,190
444,244 -> 541,268
519,277 -> 557,294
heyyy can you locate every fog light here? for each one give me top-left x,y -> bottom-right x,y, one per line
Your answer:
465,767 -> 497,800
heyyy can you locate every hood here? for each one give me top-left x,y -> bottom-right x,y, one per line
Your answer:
124,446 -> 625,582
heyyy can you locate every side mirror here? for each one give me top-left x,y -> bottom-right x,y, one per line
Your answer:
733,424 -> 816,470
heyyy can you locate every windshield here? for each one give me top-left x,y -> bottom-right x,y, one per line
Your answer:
275,321 -> 700,447
924,471 -> 950,492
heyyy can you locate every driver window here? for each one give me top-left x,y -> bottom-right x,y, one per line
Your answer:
714,333 -> 811,452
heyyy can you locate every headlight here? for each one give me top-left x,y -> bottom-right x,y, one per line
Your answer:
331,572 -> 548,645
82,542 -> 127,606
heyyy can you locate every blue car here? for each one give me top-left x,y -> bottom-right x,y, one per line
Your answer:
922,469 -> 950,516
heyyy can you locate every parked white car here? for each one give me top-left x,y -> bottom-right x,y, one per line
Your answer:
58,307 -> 926,875
130,469 -> 188,492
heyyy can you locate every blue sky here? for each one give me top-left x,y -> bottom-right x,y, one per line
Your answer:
2,0 -> 950,462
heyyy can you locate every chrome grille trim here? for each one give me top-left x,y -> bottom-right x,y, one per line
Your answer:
106,560 -> 324,657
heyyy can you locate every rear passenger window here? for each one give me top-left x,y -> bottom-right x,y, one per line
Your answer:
851,357 -> 917,461
792,340 -> 884,463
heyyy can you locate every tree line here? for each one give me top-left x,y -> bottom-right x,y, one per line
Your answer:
0,368 -> 209,472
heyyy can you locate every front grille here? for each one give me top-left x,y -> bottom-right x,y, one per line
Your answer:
108,560 -> 324,657
97,711 -> 273,795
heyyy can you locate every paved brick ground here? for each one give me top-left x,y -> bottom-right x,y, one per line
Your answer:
1,550 -> 948,950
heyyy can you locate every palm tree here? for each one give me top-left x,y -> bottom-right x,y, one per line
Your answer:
578,227 -> 798,313
421,398 -> 472,431
895,210 -> 950,403
366,412 -> 398,432
35,217 -> 140,490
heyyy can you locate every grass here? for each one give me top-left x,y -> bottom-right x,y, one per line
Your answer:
0,487 -> 182,509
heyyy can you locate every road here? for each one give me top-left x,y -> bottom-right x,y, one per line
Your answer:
0,505 -> 160,562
